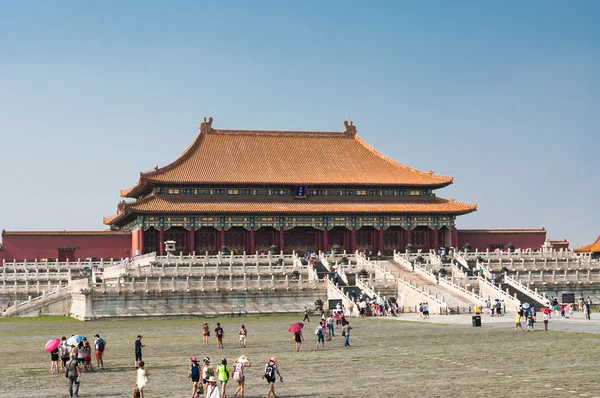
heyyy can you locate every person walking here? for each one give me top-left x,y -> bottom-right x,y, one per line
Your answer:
527,313 -> 535,331
315,323 -> 325,349
293,329 -> 303,352
202,322 -> 210,345
216,358 -> 230,398
94,334 -> 106,370
60,337 -> 70,373
232,355 -> 250,398
135,335 -> 144,368
50,345 -> 59,373
206,376 -> 221,398
326,314 -> 335,337
136,361 -> 150,398
515,313 -> 524,331
65,353 -> 81,398
342,322 -> 352,347
238,324 -> 247,348
202,357 -> 213,395
189,357 -> 201,398
303,306 -> 310,322
215,323 -> 224,349
263,357 -> 283,398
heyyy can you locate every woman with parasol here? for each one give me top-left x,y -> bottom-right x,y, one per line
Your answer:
288,323 -> 304,351
45,338 -> 61,374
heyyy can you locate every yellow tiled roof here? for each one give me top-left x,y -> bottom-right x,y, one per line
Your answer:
121,121 -> 453,197
103,194 -> 477,225
574,235 -> 600,253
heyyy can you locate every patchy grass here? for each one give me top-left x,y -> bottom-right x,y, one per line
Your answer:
0,315 -> 599,397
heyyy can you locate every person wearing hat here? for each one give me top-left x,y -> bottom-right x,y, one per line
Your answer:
135,335 -> 144,368
232,355 -> 251,398
238,324 -> 247,348
205,375 -> 220,398
202,322 -> 210,345
189,357 -> 201,398
94,334 -> 106,370
202,357 -> 213,395
263,357 -> 282,398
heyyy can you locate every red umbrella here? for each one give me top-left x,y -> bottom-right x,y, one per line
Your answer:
45,338 -> 61,353
288,322 -> 304,333
540,307 -> 551,315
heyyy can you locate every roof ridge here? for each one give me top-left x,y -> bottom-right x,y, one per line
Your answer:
353,135 -> 453,184
210,129 -> 349,138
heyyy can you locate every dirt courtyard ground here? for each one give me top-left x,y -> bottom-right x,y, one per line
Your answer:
1,313 -> 600,398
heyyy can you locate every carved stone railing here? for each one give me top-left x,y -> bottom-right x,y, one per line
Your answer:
438,276 -> 484,304
503,273 -> 548,305
2,284 -> 72,317
477,276 -> 520,311
396,276 -> 446,313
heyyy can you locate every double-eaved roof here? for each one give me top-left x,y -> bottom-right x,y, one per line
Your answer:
105,119 -> 476,225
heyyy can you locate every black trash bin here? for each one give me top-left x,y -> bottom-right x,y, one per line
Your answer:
472,315 -> 482,327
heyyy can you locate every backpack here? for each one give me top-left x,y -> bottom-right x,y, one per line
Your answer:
216,328 -> 223,337
97,339 -> 106,352
264,362 -> 275,379
233,363 -> 244,381
315,326 -> 322,335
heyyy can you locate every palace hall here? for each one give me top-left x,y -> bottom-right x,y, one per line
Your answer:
103,118 -> 477,256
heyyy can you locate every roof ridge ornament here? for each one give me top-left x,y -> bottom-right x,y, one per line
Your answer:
200,117 -> 214,134
343,120 -> 356,136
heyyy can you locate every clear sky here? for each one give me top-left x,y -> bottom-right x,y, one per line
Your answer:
0,1 -> 598,247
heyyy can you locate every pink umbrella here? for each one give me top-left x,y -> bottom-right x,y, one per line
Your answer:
288,322 -> 304,333
45,338 -> 61,353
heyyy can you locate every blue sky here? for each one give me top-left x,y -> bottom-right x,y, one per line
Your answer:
0,1 -> 598,247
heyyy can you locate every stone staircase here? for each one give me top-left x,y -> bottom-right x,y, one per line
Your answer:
385,259 -> 475,308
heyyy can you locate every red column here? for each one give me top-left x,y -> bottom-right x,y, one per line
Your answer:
433,226 -> 439,251
351,226 -> 356,253
323,226 -> 328,253
425,228 -> 431,250
189,228 -> 195,254
249,226 -> 255,254
139,228 -> 144,255
220,227 -> 225,250
279,227 -> 285,253
159,227 -> 164,255
451,226 -> 457,248
379,227 -> 385,254
406,226 -> 412,245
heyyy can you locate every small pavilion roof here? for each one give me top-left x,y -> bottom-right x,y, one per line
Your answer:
574,235 -> 600,253
120,119 -> 453,198
103,194 -> 477,225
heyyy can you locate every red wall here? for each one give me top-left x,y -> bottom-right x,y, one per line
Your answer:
0,234 -> 132,262
457,230 -> 546,252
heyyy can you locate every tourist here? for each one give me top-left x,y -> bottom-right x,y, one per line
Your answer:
543,311 -> 549,330
50,344 -> 59,373
205,376 -> 220,398
527,313 -> 534,331
293,329 -> 303,351
65,353 -> 81,398
216,358 -> 230,398
135,335 -> 144,368
326,313 -> 335,337
263,357 -> 283,398
554,302 -> 560,318
94,333 -> 106,370
515,312 -> 524,331
215,323 -> 224,349
136,361 -> 150,398
82,339 -> 93,372
569,304 -> 575,319
303,306 -> 310,322
76,341 -> 85,367
203,322 -> 210,345
239,324 -> 247,348
232,355 -> 251,398
60,336 -> 70,372
202,357 -> 213,394
315,323 -> 325,348
342,322 -> 352,347
585,301 -> 591,320
189,357 -> 201,398
422,303 -> 430,319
